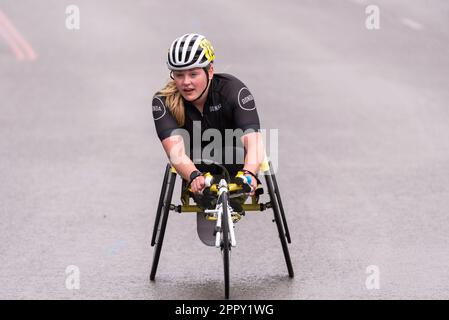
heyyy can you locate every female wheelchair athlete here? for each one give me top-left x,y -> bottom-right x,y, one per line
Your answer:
149,157 -> 294,300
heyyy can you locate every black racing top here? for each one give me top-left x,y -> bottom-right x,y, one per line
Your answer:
152,73 -> 260,158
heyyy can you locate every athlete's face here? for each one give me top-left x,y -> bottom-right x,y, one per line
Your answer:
172,66 -> 214,101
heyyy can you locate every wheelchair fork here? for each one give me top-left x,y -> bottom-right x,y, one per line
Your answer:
204,178 -> 237,248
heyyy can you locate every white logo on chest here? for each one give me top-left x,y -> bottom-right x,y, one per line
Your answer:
209,104 -> 222,112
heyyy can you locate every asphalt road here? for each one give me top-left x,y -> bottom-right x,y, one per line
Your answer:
1,0 -> 449,299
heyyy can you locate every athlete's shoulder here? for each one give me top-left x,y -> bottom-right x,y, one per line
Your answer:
213,73 -> 248,98
152,92 -> 167,102
213,73 -> 255,109
213,73 -> 245,88
152,93 -> 169,121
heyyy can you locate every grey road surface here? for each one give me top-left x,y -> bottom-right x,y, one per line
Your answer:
1,0 -> 449,299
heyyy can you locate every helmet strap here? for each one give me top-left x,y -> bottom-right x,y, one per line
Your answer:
192,67 -> 210,102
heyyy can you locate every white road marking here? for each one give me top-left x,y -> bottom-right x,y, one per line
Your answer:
348,0 -> 369,5
401,18 -> 423,30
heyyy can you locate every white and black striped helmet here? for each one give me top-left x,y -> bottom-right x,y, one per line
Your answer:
167,33 -> 215,71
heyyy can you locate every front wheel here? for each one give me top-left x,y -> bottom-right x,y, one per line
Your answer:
220,192 -> 230,299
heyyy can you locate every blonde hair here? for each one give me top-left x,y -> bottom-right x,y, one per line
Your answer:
157,80 -> 185,126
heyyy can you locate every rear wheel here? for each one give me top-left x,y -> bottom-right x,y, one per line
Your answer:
269,160 -> 291,243
265,173 -> 294,278
151,164 -> 171,246
150,170 -> 176,281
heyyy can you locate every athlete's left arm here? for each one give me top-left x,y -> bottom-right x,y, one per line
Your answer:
228,79 -> 265,175
241,131 -> 265,175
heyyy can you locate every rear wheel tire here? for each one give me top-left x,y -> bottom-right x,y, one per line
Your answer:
150,171 -> 176,281
151,164 -> 171,246
265,173 -> 294,278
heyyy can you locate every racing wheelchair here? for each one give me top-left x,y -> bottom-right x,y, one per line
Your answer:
149,156 -> 294,299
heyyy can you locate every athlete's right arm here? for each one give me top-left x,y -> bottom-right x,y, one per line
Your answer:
161,135 -> 195,180
152,95 -> 204,191
161,136 -> 205,193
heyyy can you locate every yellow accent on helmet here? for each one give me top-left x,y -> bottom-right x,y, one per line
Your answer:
199,38 -> 215,62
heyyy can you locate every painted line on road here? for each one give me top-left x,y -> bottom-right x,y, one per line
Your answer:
347,0 -> 369,5
0,9 -> 37,61
0,22 -> 25,60
400,18 -> 423,30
